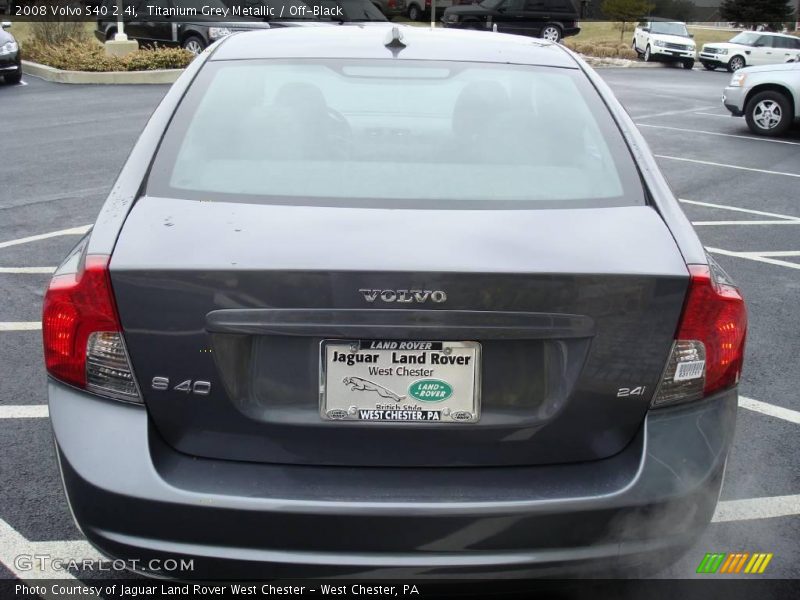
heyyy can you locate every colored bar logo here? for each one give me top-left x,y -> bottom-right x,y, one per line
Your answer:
697,552 -> 773,574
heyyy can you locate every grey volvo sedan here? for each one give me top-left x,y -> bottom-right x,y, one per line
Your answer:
44,27 -> 747,578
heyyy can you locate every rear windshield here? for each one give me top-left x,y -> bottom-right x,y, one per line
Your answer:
148,59 -> 644,209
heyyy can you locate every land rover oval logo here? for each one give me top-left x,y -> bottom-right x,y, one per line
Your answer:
451,411 -> 472,422
408,379 -> 453,403
326,409 -> 348,420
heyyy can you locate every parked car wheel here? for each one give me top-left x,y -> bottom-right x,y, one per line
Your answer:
3,69 -> 21,84
683,59 -> 694,70
745,91 -> 793,137
632,39 -> 642,58
407,4 -> 422,21
105,27 -> 116,41
541,24 -> 561,43
182,35 -> 205,55
727,55 -> 745,72
702,62 -> 716,71
644,45 -> 653,62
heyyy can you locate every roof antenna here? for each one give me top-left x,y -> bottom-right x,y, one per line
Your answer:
384,26 -> 406,57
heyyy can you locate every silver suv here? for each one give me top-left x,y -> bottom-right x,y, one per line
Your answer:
723,62 -> 800,136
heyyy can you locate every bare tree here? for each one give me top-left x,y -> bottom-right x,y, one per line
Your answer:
602,0 -> 656,41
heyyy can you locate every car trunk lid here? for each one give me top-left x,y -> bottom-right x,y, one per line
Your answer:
109,196 -> 688,467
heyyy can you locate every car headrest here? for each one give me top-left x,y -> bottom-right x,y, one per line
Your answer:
452,80 -> 511,138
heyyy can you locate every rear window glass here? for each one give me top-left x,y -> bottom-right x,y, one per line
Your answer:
148,59 -> 644,209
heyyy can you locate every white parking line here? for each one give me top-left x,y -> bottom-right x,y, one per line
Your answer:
683,200 -> 800,226
742,251 -> 800,258
679,200 -> 800,264
0,267 -> 56,274
695,112 -> 732,118
680,199 -> 800,221
739,396 -> 800,425
0,225 -> 91,250
639,123 -> 800,146
707,247 -> 800,271
0,518 -> 102,583
656,155 -> 800,178
0,322 -> 41,331
693,220 -> 800,226
0,406 -> 49,419
713,494 -> 800,523
634,105 -> 718,120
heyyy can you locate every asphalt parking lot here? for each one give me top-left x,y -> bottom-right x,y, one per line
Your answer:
0,66 -> 798,583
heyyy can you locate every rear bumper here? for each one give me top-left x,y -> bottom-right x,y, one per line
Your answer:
50,381 -> 737,579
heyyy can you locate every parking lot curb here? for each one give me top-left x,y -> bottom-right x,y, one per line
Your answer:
21,60 -> 183,85
580,56 -> 668,69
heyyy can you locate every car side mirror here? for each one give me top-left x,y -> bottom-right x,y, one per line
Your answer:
1,21 -> 11,30
689,33 -> 694,38
642,27 -> 650,33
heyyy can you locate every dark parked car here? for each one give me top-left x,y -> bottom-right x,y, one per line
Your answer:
0,20 -> 20,85
45,26 -> 746,579
369,0 -> 406,19
442,0 -> 580,42
405,0 -> 451,22
95,0 -> 320,54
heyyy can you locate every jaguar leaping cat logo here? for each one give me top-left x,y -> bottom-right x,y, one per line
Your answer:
342,377 -> 406,402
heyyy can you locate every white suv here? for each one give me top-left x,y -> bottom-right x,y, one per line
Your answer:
700,31 -> 800,73
632,19 -> 697,70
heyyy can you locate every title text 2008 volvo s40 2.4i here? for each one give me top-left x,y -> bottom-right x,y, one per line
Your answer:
43,27 -> 747,579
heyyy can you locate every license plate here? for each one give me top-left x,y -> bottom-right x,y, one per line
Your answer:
320,340 -> 480,423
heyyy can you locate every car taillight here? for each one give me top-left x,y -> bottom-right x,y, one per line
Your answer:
42,254 -> 140,403
389,0 -> 396,7
426,0 -> 431,6
651,261 -> 746,408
